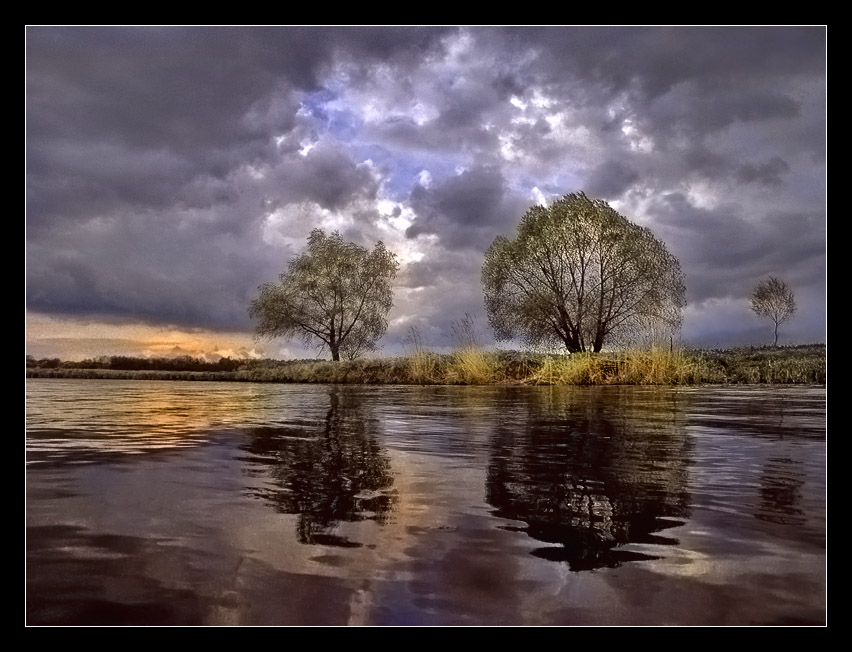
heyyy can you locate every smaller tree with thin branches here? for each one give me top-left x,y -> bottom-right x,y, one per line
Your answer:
749,276 -> 797,347
250,229 -> 398,361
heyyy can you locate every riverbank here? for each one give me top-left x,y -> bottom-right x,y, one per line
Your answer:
26,344 -> 826,385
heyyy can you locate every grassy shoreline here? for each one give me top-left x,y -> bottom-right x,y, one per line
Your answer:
26,345 -> 826,385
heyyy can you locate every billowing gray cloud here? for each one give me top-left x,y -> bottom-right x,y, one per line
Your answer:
26,26 -> 826,355
585,160 -> 640,199
736,157 -> 791,186
405,165 -> 526,251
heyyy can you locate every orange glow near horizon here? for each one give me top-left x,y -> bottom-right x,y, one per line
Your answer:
25,313 -> 273,361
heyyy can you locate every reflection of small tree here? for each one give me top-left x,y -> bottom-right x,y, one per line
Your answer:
242,388 -> 396,546
750,277 -> 797,347
757,457 -> 805,526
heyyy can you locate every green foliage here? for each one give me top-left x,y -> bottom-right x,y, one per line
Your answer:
482,192 -> 686,353
750,276 -> 797,347
250,229 -> 399,361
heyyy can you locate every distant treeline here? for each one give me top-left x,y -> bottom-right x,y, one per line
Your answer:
26,345 -> 826,386
26,354 -> 244,372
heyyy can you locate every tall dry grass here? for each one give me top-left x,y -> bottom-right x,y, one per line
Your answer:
528,348 -> 721,385
529,352 -> 613,385
616,348 -> 716,385
445,348 -> 501,384
403,325 -> 442,384
445,314 -> 502,384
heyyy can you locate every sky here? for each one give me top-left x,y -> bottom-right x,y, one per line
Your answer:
26,26 -> 826,360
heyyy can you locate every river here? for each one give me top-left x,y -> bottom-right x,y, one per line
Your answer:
25,379 -> 826,625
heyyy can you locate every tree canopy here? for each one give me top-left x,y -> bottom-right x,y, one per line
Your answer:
749,276 -> 796,347
482,192 -> 686,353
250,229 -> 399,361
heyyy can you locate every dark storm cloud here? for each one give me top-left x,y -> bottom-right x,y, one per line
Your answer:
266,144 -> 380,210
736,157 -> 791,186
26,26 -> 450,330
29,28 -> 293,158
26,26 -> 449,222
585,160 -> 640,199
390,252 -> 494,348
26,26 -> 825,353
643,85 -> 802,145
500,26 -> 822,173
646,192 -> 825,308
27,27 -> 453,152
364,80 -> 505,156
511,26 -> 823,98
405,165 -> 526,251
26,201 -> 280,329
649,192 -> 769,291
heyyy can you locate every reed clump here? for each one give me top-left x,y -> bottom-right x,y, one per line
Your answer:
405,350 -> 443,384
403,325 -> 442,384
615,348 -> 719,385
445,348 -> 502,385
444,314 -> 502,384
529,352 -> 615,385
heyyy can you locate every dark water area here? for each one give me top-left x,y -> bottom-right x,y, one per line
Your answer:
26,380 -> 826,626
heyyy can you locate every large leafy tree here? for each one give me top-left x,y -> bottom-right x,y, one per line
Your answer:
250,229 -> 399,361
482,192 -> 686,353
749,276 -> 796,347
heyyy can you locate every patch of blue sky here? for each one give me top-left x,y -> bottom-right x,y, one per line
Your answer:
349,143 -> 465,199
301,88 -> 363,142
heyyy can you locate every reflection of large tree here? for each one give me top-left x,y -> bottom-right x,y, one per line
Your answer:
241,388 -> 396,547
487,388 -> 691,570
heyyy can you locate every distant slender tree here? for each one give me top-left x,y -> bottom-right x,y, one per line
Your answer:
750,276 -> 797,347
250,230 -> 399,361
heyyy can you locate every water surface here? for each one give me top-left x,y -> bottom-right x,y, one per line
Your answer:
26,380 -> 826,625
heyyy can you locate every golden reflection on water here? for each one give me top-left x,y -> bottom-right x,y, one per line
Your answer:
26,380 -> 275,460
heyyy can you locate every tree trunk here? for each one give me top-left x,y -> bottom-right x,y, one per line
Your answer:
773,321 -> 779,347
560,324 -> 583,353
563,337 -> 583,354
592,329 -> 605,353
329,321 -> 340,361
